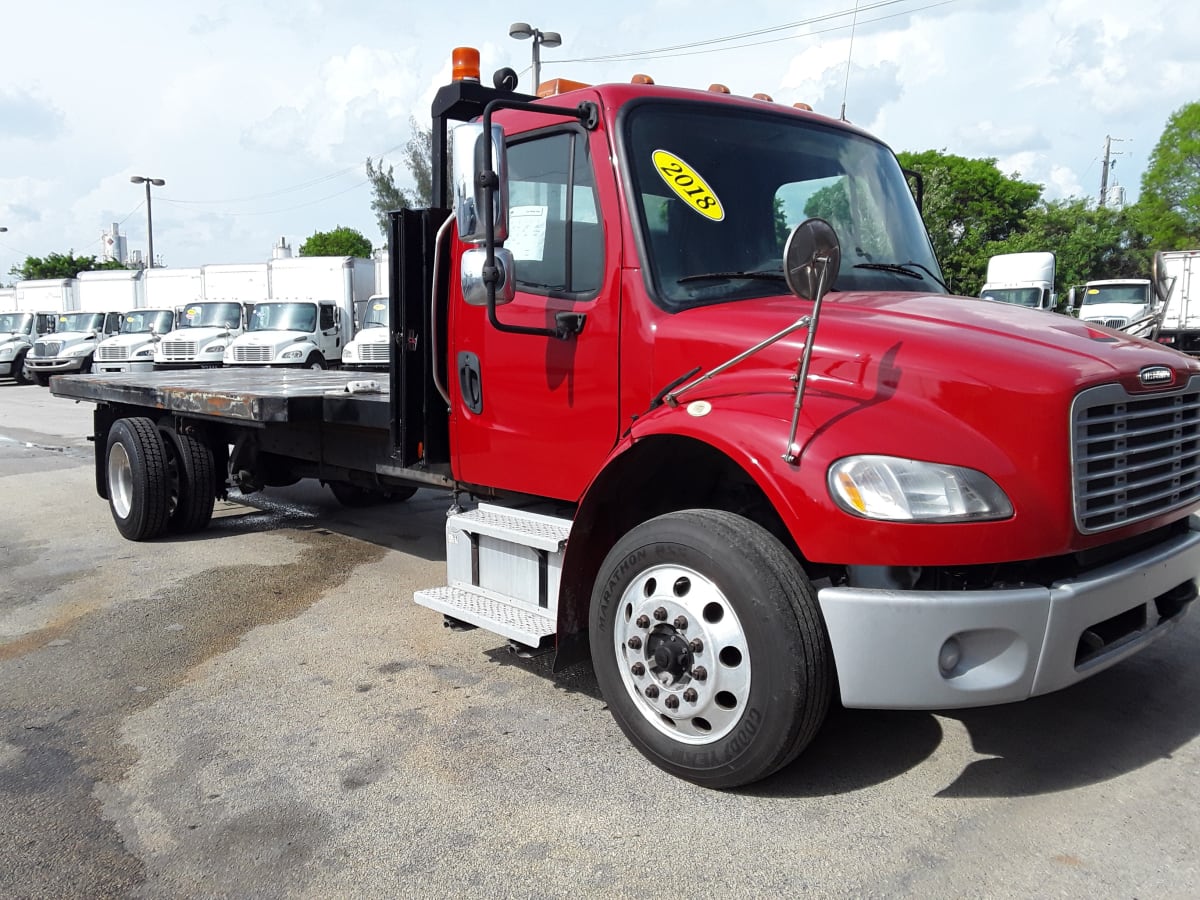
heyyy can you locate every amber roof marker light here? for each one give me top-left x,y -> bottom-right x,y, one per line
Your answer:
451,47 -> 481,82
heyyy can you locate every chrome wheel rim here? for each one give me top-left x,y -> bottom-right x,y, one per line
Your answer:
108,442 -> 133,519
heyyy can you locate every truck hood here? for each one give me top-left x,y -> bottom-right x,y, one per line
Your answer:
35,331 -> 96,347
348,328 -> 388,346
232,332 -> 313,352
160,327 -> 235,341
654,290 -> 1195,396
99,334 -> 154,349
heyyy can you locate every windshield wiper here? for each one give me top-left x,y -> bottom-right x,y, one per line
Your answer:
853,261 -> 949,291
678,270 -> 786,284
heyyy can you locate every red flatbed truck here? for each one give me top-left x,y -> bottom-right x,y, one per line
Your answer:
52,48 -> 1200,788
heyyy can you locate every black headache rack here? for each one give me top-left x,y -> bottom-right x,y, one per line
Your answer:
385,76 -> 535,470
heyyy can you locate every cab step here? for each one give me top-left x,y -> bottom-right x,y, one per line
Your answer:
414,503 -> 572,645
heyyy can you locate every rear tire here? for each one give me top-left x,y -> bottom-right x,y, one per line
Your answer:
160,425 -> 217,533
589,509 -> 833,789
106,417 -> 170,541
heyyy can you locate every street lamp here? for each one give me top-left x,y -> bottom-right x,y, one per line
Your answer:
508,22 -> 561,91
129,175 -> 166,268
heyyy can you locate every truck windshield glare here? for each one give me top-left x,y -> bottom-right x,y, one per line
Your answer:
119,310 -> 174,334
56,313 -> 104,332
180,302 -> 242,328
0,313 -> 31,333
248,302 -> 318,333
625,101 -> 945,310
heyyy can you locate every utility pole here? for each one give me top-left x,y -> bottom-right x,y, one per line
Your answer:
1099,135 -> 1127,207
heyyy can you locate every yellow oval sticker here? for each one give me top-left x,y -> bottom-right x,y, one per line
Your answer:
652,150 -> 724,222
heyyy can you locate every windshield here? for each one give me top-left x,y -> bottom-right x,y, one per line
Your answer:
361,299 -> 389,328
624,100 -> 944,310
248,302 -> 318,333
179,302 -> 242,329
119,309 -> 174,334
0,312 -> 32,334
981,287 -> 1043,308
56,312 -> 104,332
1082,284 -> 1149,306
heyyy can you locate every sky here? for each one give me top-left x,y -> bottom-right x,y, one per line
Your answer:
2,0 -> 1198,283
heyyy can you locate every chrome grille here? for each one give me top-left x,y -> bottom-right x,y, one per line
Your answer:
360,344 -> 390,362
34,341 -> 62,357
161,340 -> 196,358
233,346 -> 272,363
96,345 -> 126,361
1072,377 -> 1200,532
1085,317 -> 1129,330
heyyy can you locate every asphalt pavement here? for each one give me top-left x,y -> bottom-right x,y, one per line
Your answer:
2,375 -> 1200,898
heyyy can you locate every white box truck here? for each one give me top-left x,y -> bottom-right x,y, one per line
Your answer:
94,308 -> 178,373
144,267 -> 203,309
1073,278 -> 1156,332
0,284 -> 68,385
340,294 -> 391,370
153,300 -> 248,369
25,278 -> 127,386
1152,249 -> 1200,356
979,252 -> 1056,310
221,256 -> 371,369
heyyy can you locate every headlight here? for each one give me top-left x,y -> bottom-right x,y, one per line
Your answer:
828,455 -> 1013,522
0,345 -> 14,360
133,347 -> 154,358
282,350 -> 303,359
206,344 -> 225,353
343,347 -> 357,361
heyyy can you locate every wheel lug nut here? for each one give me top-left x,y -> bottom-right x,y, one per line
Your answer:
673,615 -> 688,630
635,614 -> 650,628
683,688 -> 698,703
644,684 -> 660,699
627,635 -> 642,650
664,694 -> 680,710
692,666 -> 708,682
689,638 -> 703,654
653,607 -> 668,621
631,662 -> 645,677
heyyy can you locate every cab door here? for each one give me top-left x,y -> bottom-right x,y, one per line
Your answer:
450,121 -> 621,502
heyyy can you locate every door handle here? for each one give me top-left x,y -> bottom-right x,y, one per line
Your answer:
457,351 -> 483,414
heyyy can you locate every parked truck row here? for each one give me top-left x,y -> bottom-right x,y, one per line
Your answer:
2,257 -> 380,384
46,47 -> 1200,788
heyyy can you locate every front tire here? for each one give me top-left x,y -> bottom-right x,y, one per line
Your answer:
590,509 -> 832,789
304,353 -> 327,370
32,372 -> 49,387
106,417 -> 170,541
12,354 -> 32,386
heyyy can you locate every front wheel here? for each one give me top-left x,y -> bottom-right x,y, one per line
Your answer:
12,354 -> 32,386
590,509 -> 833,789
304,353 -> 327,370
32,372 -> 50,387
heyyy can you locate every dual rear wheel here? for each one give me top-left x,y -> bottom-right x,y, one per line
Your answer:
106,417 -> 217,541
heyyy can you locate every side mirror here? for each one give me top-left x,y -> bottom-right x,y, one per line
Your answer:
460,247 -> 516,307
1067,287 -> 1078,309
783,218 -> 842,301
452,122 -> 509,243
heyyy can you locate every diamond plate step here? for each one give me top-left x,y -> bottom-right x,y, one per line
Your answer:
448,504 -> 570,552
415,585 -> 556,646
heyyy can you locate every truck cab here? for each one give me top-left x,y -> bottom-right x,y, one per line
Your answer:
94,308 -> 177,374
1074,278 -> 1155,331
153,301 -> 246,369
340,294 -> 390,370
979,251 -> 1056,310
26,310 -> 122,385
222,299 -> 346,369
0,310 -> 56,385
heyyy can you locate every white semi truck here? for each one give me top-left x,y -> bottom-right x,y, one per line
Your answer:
153,300 -> 248,369
25,274 -> 129,386
338,294 -> 390,371
1073,278 -> 1157,333
94,308 -> 178,373
0,288 -> 62,385
979,251 -> 1056,310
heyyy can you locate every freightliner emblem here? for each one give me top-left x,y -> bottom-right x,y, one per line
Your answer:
1139,366 -> 1174,386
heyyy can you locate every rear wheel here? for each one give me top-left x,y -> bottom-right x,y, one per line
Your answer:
590,509 -> 833,789
160,425 -> 217,533
106,417 -> 170,541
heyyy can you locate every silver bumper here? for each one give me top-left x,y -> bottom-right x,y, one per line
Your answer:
819,516 -> 1200,709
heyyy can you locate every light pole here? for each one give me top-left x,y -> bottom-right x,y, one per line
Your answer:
129,175 -> 166,267
508,22 -> 561,91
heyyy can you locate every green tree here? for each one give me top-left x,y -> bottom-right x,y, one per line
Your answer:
1135,102 -> 1200,249
9,251 -> 127,281
299,226 -> 373,258
366,117 -> 433,237
897,150 -> 1042,296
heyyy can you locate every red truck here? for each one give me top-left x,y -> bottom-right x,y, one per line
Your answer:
52,47 -> 1200,788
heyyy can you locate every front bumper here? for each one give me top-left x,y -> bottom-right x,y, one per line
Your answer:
25,357 -> 88,374
820,516 -> 1200,709
95,360 -> 155,374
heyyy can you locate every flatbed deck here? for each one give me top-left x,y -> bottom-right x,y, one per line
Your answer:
50,369 -> 390,426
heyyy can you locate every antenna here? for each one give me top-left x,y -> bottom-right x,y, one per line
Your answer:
840,0 -> 861,121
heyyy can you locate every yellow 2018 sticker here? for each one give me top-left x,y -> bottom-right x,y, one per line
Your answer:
652,150 -> 724,221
